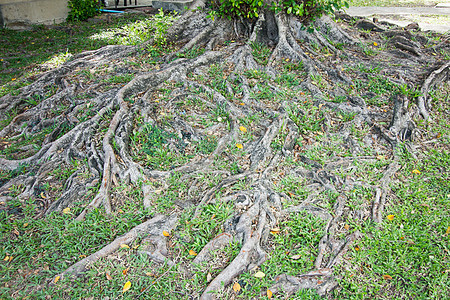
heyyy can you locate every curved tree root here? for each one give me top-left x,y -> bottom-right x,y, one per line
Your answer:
51,214 -> 178,282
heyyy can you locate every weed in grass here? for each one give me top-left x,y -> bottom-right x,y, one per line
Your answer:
283,60 -> 304,72
275,72 -> 303,87
104,73 -> 134,84
249,41 -> 272,65
358,41 -> 379,56
286,101 -> 325,135
275,175 -> 309,207
176,46 -> 206,59
250,84 -> 276,101
243,69 -> 270,81
330,95 -> 347,103
176,201 -> 234,255
337,110 -> 358,122
310,74 -> 328,89
195,136 -> 218,155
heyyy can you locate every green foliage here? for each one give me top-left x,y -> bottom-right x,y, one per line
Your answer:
208,0 -> 349,23
276,0 -> 349,23
67,0 -> 101,22
151,9 -> 178,48
209,0 -> 264,20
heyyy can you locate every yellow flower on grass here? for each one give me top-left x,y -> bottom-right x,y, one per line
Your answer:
236,143 -> 243,149
373,42 -> 378,46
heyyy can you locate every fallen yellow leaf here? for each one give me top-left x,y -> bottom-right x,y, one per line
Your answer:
62,207 -> 70,214
162,230 -> 170,237
446,226 -> 450,235
412,169 -> 421,174
3,256 -> 9,261
387,215 -> 395,221
122,281 -> 131,293
123,267 -> 129,275
23,223 -> 28,228
354,245 -> 360,251
54,276 -> 60,284
40,192 -> 46,199
120,244 -> 130,249
376,155 -> 385,160
254,271 -> 265,278
189,250 -> 197,256
382,275 -> 392,280
233,282 -> 241,292
270,228 -> 280,234
344,224 -> 350,230
106,272 -> 112,280
267,289 -> 273,298
8,256 -> 13,262
373,42 -> 378,46
236,143 -> 243,149
239,126 -> 247,133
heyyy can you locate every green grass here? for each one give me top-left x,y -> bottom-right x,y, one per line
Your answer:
0,14 -> 145,86
249,42 -> 272,65
235,211 -> 326,298
0,194 -> 150,298
0,10 -> 178,91
334,147 -> 450,299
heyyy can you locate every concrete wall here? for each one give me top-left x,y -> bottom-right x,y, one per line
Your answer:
0,0 -> 70,28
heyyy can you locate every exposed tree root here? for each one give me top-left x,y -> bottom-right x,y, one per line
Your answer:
1,5 -> 449,298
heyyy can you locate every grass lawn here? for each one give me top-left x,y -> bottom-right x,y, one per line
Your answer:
0,8 -> 449,300
0,12 -> 157,88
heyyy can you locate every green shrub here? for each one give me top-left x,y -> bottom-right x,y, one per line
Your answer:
209,0 -> 264,20
68,0 -> 101,21
208,0 -> 349,23
277,0 -> 349,22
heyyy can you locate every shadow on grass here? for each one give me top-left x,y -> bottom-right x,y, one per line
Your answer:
0,13 -> 153,86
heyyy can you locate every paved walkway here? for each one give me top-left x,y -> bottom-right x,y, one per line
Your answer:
347,6 -> 450,16
346,6 -> 450,33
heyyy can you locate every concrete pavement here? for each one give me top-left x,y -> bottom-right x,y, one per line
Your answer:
345,5 -> 450,33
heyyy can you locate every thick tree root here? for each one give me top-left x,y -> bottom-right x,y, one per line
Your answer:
51,214 -> 178,282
